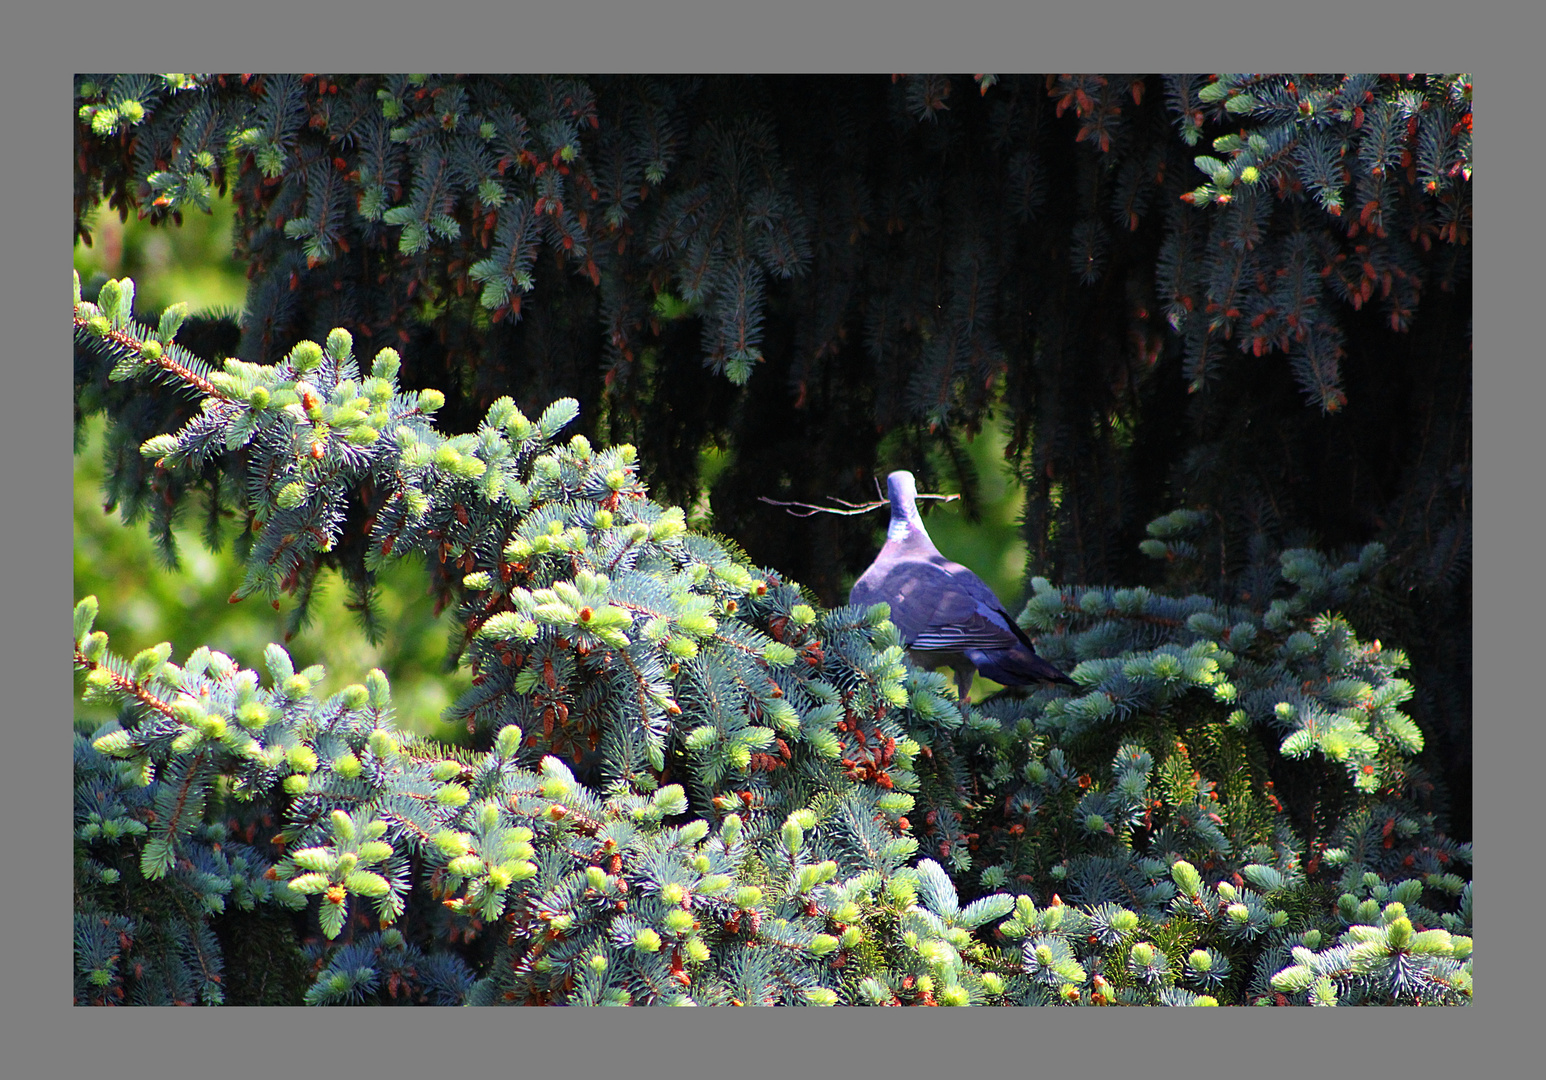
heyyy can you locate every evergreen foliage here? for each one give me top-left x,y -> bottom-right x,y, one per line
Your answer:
73,74 -> 1472,841
74,275 -> 1469,1006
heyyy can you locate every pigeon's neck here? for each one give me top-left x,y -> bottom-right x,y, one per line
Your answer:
886,508 -> 925,543
886,479 -> 928,544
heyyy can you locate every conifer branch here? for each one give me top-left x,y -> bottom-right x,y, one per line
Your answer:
74,648 -> 176,718
73,313 -> 226,400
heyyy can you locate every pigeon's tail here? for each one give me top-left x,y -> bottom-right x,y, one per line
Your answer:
966,646 -> 1077,688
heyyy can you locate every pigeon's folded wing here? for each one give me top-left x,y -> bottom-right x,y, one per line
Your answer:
854,553 -> 1075,686
858,555 -> 1025,652
905,572 -> 1027,654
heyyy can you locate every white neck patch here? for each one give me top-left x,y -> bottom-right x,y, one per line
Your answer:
885,470 -> 923,542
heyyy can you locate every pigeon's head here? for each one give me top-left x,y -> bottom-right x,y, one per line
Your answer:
885,470 -> 925,542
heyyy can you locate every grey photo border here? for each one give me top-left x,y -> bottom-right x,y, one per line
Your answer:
10,2 -> 1524,1077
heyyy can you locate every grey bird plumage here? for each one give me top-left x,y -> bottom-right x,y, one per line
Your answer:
849,470 -> 1075,708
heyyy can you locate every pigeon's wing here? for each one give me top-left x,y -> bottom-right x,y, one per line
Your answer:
851,542 -> 1075,686
903,559 -> 1031,653
851,525 -> 1074,686
852,548 -> 1027,653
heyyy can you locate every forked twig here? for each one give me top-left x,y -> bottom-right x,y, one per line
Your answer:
758,496 -> 885,517
758,491 -> 959,517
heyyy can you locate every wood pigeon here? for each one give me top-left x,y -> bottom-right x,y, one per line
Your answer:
850,470 -> 1075,708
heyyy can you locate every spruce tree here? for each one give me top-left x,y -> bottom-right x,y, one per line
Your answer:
73,73 -> 1471,1006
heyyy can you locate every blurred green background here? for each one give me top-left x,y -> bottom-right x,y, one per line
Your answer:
74,196 -> 1032,720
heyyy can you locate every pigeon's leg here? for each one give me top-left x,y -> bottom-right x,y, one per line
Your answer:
951,662 -> 975,717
